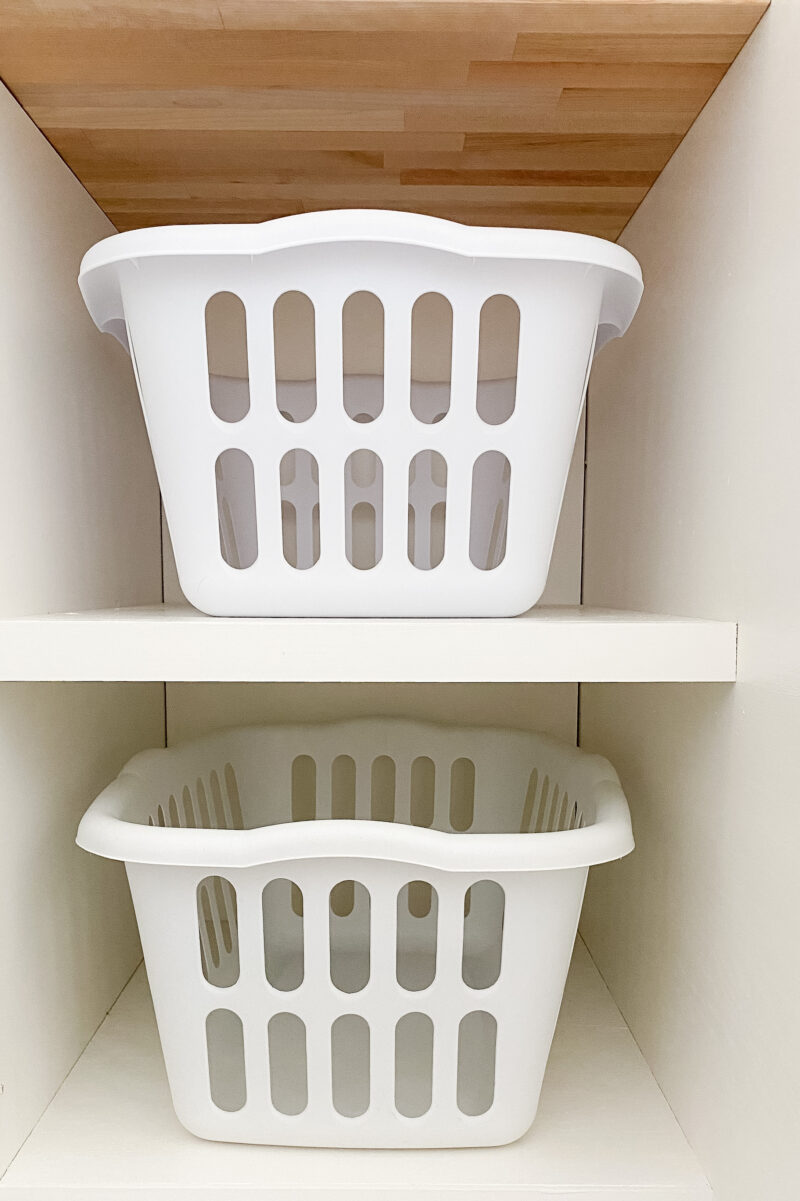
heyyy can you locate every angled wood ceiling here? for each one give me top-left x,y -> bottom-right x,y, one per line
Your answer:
0,1 -> 767,238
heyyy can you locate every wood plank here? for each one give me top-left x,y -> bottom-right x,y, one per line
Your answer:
468,60 -> 729,88
397,168 -> 658,186
512,31 -> 750,60
30,106 -> 409,132
44,130 -> 466,172
387,134 -> 683,169
93,188 -> 643,212
1,35 -> 472,90
0,0 -> 765,35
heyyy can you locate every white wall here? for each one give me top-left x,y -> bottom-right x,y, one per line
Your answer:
579,6 -> 799,1199
0,85 -> 164,1171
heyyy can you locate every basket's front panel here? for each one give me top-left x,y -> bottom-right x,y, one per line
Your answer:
119,246 -> 604,615
127,857 -> 587,1148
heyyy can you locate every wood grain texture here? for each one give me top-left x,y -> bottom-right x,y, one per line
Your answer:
0,1 -> 767,237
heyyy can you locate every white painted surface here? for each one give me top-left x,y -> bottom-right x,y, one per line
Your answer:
166,681 -> 581,746
0,83 -> 164,1172
0,87 -> 160,620
0,604 -> 736,683
0,684 -> 164,1174
580,6 -> 800,1200
0,940 -> 710,1200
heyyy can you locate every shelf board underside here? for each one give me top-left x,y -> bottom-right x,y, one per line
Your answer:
0,0 -> 768,237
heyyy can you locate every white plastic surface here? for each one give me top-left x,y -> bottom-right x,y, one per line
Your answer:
79,210 -> 642,616
77,718 -> 633,1148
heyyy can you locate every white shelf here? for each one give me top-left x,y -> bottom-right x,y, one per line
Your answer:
0,604 -> 736,683
0,940 -> 710,1201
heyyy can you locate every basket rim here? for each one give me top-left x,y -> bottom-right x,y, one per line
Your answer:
76,718 -> 633,873
80,208 -> 641,280
78,209 -> 642,354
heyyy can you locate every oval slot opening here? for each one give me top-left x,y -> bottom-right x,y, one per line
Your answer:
410,756 -> 435,828
477,295 -> 519,425
469,451 -> 510,571
396,881 -> 438,992
462,881 -> 505,990
268,1013 -> 308,1115
206,292 -> 250,423
395,1013 -> 434,1117
411,292 -> 452,424
329,881 -> 370,993
198,876 -> 240,987
274,291 -> 317,422
331,754 -> 356,820
371,755 -> 396,823
408,451 -> 447,570
457,1010 -> 497,1116
280,449 -> 320,569
206,1009 -> 246,1112
450,757 -> 475,831
345,450 -> 383,569
291,754 -> 316,822
263,878 -> 304,991
332,1014 -> 370,1116
342,292 -> 384,422
215,448 -> 258,569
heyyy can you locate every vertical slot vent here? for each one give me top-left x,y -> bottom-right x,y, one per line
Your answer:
395,1013 -> 434,1117
206,1009 -> 246,1112
268,1013 -> 308,1115
410,756 -> 435,828
345,450 -> 383,569
291,755 -> 316,822
396,881 -> 437,991
371,755 -> 396,823
342,292 -> 384,422
477,295 -> 519,425
198,876 -> 240,988
449,758 -> 475,831
462,881 -> 505,990
410,292 -> 452,423
329,881 -> 370,993
274,291 -> 317,422
408,451 -> 447,570
331,754 -> 356,820
332,1015 -> 370,1117
280,449 -> 320,569
206,292 -> 250,423
263,879 -> 304,992
469,451 -> 510,571
457,1011 -> 497,1116
216,448 -> 258,569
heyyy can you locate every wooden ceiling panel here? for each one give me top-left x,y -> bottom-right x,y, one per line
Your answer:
0,1 -> 767,238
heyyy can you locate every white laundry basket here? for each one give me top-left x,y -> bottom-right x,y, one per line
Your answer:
79,210 -> 642,617
77,719 -> 633,1148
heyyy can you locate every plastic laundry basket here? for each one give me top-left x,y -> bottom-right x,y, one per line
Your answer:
77,719 -> 633,1148
79,210 -> 642,617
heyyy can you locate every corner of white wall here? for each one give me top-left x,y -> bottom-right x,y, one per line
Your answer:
0,84 -> 164,1172
579,6 -> 800,1199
